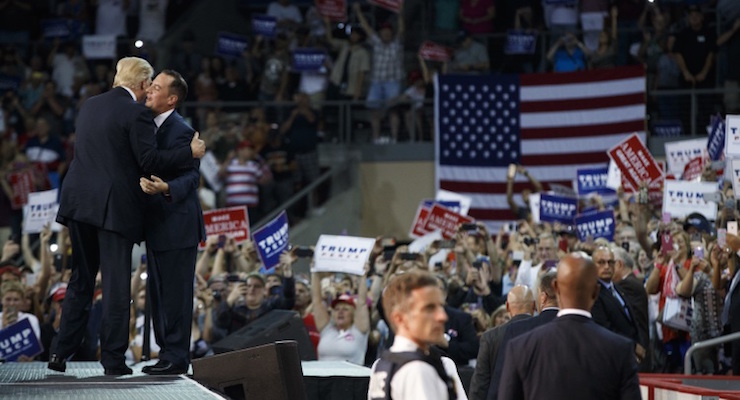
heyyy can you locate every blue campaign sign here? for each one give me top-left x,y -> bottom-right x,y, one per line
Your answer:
422,199 -> 462,215
215,32 -> 249,58
652,120 -> 683,137
575,210 -> 615,241
539,193 -> 577,224
707,114 -> 725,161
252,210 -> 289,270
41,19 -> 73,39
0,73 -> 21,92
252,14 -> 277,38
291,48 -> 327,72
0,318 -> 42,361
505,30 -> 537,55
576,167 -> 615,196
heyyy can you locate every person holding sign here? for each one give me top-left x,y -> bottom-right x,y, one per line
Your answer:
311,265 -> 370,365
49,57 -> 206,376
137,69 -> 206,375
1,281 -> 42,358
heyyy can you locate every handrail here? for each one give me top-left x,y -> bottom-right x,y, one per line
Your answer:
683,331 -> 740,375
251,162 -> 345,231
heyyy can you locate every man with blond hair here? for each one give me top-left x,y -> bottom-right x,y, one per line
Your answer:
49,57 -> 206,376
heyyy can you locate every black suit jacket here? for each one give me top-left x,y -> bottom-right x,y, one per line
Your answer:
57,87 -> 192,242
143,111 -> 205,250
443,305 -> 480,366
617,274 -> 649,350
469,313 -> 531,400
591,281 -> 640,345
499,314 -> 641,400
486,308 -> 559,400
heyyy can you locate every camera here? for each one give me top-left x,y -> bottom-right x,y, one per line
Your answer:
461,223 -> 478,231
398,252 -> 420,261
294,247 -> 314,258
522,236 -> 538,247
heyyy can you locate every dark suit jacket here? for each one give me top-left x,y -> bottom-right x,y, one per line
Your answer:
617,274 -> 649,350
57,87 -> 192,243
143,111 -> 205,251
443,305 -> 480,366
591,281 -> 640,345
498,314 -> 641,400
469,313 -> 531,400
487,308 -> 559,400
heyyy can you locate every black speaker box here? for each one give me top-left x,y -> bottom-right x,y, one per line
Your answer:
211,309 -> 317,361
192,340 -> 307,400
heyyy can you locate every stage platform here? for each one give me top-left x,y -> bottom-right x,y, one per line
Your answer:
0,361 -> 224,399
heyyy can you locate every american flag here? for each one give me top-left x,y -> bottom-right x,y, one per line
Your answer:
435,67 -> 646,230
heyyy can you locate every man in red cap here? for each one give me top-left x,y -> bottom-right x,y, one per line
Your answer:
219,139 -> 272,223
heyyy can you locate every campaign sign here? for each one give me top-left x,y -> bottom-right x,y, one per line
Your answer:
199,151 -> 223,192
0,73 -> 21,93
252,211 -> 289,270
608,133 -> 663,190
682,157 -> 704,181
0,318 -> 42,362
539,193 -> 577,224
731,159 -> 740,199
23,189 -> 62,234
423,203 -> 474,239
418,41 -> 452,61
292,48 -> 327,72
252,15 -> 277,38
576,167 -> 615,196
575,210 -> 615,242
422,199 -> 461,214
82,35 -> 116,59
215,32 -> 249,58
409,204 -> 431,238
312,235 -> 375,275
408,230 -> 443,254
436,189 -> 472,216
652,120 -> 682,137
8,170 -> 34,210
200,206 -> 250,249
664,138 -> 707,176
316,0 -> 347,21
41,19 -> 72,39
606,159 -> 623,191
707,114 -> 725,161
369,0 -> 403,13
726,115 -> 740,157
662,180 -> 718,220
504,30 -> 537,55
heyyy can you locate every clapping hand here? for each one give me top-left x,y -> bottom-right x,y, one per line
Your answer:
140,175 -> 169,195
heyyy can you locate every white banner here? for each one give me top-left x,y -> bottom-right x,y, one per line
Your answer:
664,138 -> 707,176
725,115 -> 740,157
408,230 -> 443,254
82,35 -> 117,59
732,159 -> 740,199
606,159 -> 622,190
436,189 -> 472,216
528,192 -> 540,224
199,151 -> 223,192
23,189 -> 63,233
311,235 -> 375,275
662,180 -> 718,220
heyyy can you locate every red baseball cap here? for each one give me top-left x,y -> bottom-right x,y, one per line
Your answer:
331,293 -> 356,309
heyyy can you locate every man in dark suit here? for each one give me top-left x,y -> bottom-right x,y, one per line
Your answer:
469,285 -> 534,400
590,246 -> 645,365
487,271 -> 559,400
498,255 -> 641,400
612,247 -> 650,372
138,70 -> 205,375
48,57 -> 206,376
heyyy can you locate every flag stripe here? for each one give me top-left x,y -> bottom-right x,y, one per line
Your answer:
523,121 -> 645,139
522,152 -> 610,166
519,66 -> 644,86
439,180 -> 574,193
521,93 -> 645,113
521,105 -> 645,129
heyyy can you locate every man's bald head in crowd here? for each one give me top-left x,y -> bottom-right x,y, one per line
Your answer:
506,284 -> 535,316
554,255 -> 599,311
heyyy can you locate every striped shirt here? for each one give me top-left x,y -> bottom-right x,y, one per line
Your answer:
368,34 -> 403,82
225,159 -> 268,207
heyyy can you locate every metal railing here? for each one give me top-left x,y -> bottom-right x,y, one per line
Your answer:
683,331 -> 740,375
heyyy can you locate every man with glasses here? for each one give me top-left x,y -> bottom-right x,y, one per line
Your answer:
590,246 -> 644,364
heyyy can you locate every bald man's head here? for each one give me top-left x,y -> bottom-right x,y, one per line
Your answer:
554,255 -> 599,311
506,285 -> 535,316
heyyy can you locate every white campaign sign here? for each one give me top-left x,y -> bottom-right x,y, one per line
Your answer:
731,159 -> 740,199
311,235 -> 376,275
408,230 -> 443,254
606,159 -> 623,190
82,35 -> 117,59
725,115 -> 740,157
199,151 -> 223,192
23,189 -> 63,233
664,138 -> 707,176
436,189 -> 472,216
662,180 -> 718,220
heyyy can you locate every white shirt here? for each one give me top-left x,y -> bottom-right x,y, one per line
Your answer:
153,109 -> 174,129
317,322 -> 368,365
515,260 -> 542,290
368,335 -> 468,400
95,0 -> 127,36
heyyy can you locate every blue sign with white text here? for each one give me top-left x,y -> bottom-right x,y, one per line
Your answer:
539,193 -> 578,224
707,114 -> 725,161
252,15 -> 277,38
215,32 -> 249,58
505,30 -> 537,55
576,167 -> 615,196
252,210 -> 289,270
292,48 -> 327,72
575,210 -> 615,241
0,318 -> 42,361
422,200 -> 462,215
653,120 -> 683,137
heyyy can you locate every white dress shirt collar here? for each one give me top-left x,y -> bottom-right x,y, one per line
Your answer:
154,109 -> 175,129
557,308 -> 592,318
